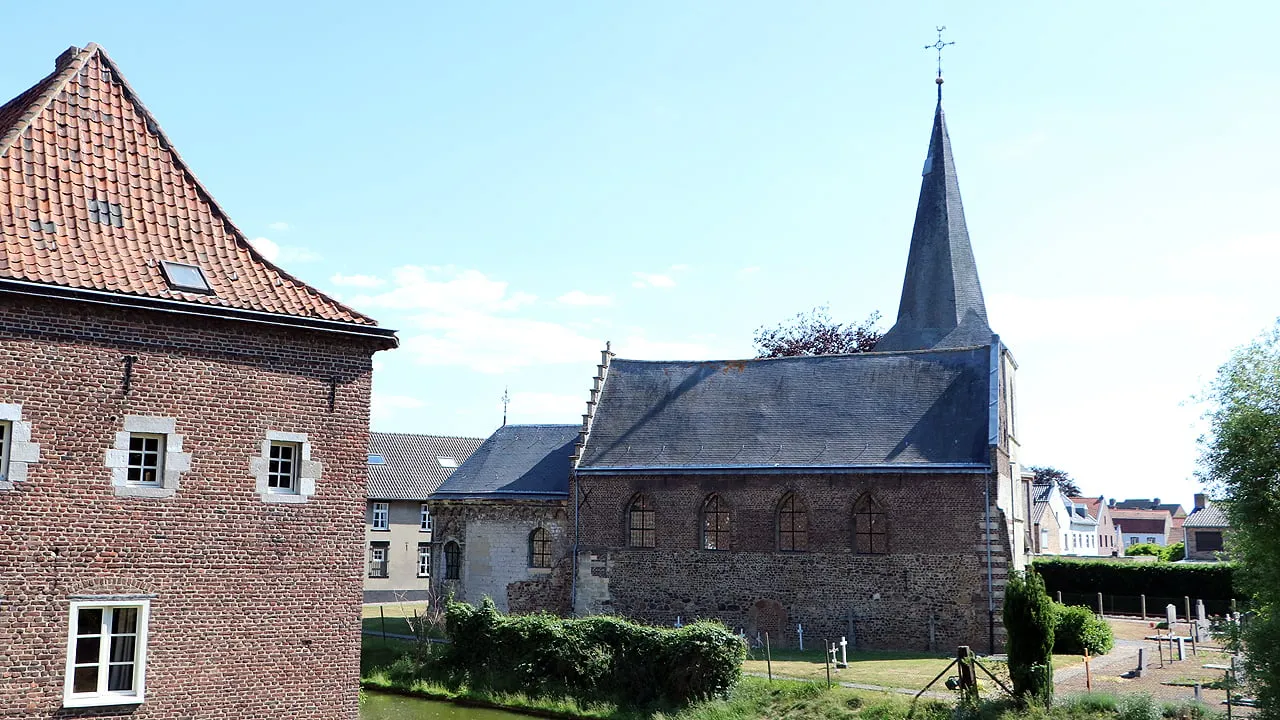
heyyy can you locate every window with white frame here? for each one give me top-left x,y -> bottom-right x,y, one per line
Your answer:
0,404 -> 42,489
419,504 -> 431,533
371,502 -> 389,531
267,441 -> 300,492
369,543 -> 389,578
126,434 -> 164,485
63,599 -> 150,707
417,543 -> 431,577
0,420 -> 10,481
1146,536 -> 1156,544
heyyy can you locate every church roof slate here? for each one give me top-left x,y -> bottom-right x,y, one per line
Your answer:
367,432 -> 484,501
0,44 -> 391,339
577,346 -> 992,472
431,424 -> 577,500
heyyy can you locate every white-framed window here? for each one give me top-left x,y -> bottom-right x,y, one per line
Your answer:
371,502 -> 389,531
1039,528 -> 1049,552
0,404 -> 41,489
419,504 -> 431,533
369,544 -> 389,578
417,543 -> 431,578
63,599 -> 150,708
1146,536 -> 1156,544
0,420 -> 11,481
126,434 -> 165,485
267,441 -> 300,492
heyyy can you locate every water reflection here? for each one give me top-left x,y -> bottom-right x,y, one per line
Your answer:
361,692 -> 531,719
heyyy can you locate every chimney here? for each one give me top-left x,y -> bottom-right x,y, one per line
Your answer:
1194,493 -> 1207,510
1108,498 -> 1115,508
1152,497 -> 1161,506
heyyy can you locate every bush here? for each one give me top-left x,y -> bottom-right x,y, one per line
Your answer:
1003,569 -> 1055,707
441,598 -> 745,708
1126,543 -> 1163,557
1032,558 -> 1237,614
1051,604 -> 1114,655
1118,693 -> 1162,720
1162,542 -> 1186,563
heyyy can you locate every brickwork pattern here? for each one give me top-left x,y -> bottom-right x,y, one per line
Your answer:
572,470 -> 1011,650
0,295 -> 378,719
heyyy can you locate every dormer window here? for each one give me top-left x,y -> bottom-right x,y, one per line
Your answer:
367,454 -> 386,465
437,456 -> 457,468
159,261 -> 212,293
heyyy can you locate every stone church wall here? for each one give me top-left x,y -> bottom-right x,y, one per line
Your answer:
572,470 -> 1010,651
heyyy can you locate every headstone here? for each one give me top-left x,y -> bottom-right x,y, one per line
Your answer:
1177,637 -> 1186,661
839,636 -> 848,668
797,623 -> 804,651
1137,647 -> 1147,677
1167,603 -> 1178,629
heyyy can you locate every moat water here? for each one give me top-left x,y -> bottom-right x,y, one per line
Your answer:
361,692 -> 531,719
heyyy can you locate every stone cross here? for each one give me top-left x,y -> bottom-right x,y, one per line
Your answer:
797,623 -> 804,651
839,636 -> 849,668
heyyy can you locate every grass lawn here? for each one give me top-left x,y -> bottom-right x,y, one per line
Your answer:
741,648 -> 1085,691
361,602 -> 441,637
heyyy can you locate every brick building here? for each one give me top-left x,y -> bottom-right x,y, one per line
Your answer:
364,432 -> 482,602
1183,494 -> 1230,561
0,44 -> 395,718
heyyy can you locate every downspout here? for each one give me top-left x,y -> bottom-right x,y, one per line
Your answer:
986,337 -> 1001,655
570,468 -> 579,614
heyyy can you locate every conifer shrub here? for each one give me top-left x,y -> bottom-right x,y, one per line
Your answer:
1051,604 -> 1114,655
441,598 -> 746,708
1003,569 -> 1055,707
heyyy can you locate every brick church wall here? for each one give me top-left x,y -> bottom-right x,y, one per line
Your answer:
572,470 -> 1009,651
0,295 -> 380,719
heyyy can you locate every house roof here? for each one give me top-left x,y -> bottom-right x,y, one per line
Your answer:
1034,483 -> 1054,502
1113,499 -> 1186,517
430,424 -> 577,500
1069,496 -> 1106,520
366,432 -> 484,501
875,92 -> 991,352
577,346 -> 992,472
0,44 -> 392,340
1032,501 -> 1049,525
1183,503 -> 1230,529
1111,510 -> 1169,535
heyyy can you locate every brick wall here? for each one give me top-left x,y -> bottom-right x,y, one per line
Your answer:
429,500 -> 570,614
0,295 -> 383,719
571,470 -> 1009,651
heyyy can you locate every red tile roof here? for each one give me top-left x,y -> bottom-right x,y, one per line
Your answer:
0,44 -> 385,333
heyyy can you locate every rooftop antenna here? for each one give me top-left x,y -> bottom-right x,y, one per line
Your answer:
501,386 -> 510,427
924,26 -> 955,99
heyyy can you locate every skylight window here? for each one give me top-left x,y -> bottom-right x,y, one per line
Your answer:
159,261 -> 212,293
437,457 -> 457,468
367,454 -> 386,465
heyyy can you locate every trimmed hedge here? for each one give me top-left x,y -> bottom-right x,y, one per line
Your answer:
1032,558 -> 1237,614
1052,604 -> 1114,655
441,598 -> 746,708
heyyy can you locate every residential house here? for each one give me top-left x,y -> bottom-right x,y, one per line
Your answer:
1070,496 -> 1122,557
365,432 -> 482,602
0,45 -> 395,718
1183,493 -> 1230,561
1112,498 -> 1187,545
429,424 -> 578,613
1111,509 -> 1173,548
1032,483 -> 1101,556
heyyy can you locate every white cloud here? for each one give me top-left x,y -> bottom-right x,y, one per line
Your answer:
613,334 -> 714,361
557,290 -> 613,307
506,391 -> 587,422
352,266 -> 536,313
249,236 -> 321,264
632,272 -> 677,289
331,273 -> 386,289
267,221 -> 290,232
670,263 -> 690,272
370,392 -> 427,428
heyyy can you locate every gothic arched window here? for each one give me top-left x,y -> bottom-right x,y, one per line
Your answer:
702,494 -> 730,551
777,493 -> 808,552
853,494 -> 888,554
628,494 -> 655,548
529,527 -> 552,568
443,541 -> 461,580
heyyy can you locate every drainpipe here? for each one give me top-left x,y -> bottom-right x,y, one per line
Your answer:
570,469 -> 579,614
986,470 -> 995,654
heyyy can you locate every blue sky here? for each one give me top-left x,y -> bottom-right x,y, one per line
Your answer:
4,2 -> 1279,505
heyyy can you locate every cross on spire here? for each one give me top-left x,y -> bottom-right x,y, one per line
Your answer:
924,26 -> 955,92
501,386 -> 510,426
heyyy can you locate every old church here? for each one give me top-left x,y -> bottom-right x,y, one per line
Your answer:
431,82 -> 1030,652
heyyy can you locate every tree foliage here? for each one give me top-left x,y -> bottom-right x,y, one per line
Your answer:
1004,569 -> 1055,707
753,306 -> 882,358
1029,465 -> 1082,497
1200,321 -> 1280,717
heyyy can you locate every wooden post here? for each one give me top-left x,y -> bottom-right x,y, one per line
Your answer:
1085,648 -> 1092,690
1185,596 -> 1193,643
765,632 -> 773,682
380,605 -> 387,646
1137,647 -> 1147,678
824,638 -> 832,689
957,646 -> 977,703
1056,591 -> 1063,603
1141,594 -> 1147,620
1097,592 -> 1104,617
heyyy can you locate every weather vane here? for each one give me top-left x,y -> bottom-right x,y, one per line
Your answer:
501,386 -> 510,427
925,26 -> 955,83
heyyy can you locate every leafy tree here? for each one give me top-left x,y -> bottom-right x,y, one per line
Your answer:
1200,320 -> 1280,717
1029,465 -> 1083,497
1004,569 -> 1055,707
753,306 -> 882,358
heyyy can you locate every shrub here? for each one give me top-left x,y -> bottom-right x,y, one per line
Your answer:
1118,693 -> 1162,720
1162,542 -> 1186,563
441,598 -> 745,708
1052,604 -> 1114,655
1127,543 -> 1163,557
1003,569 -> 1055,707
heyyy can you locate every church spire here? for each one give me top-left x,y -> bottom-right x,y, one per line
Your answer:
875,83 -> 992,352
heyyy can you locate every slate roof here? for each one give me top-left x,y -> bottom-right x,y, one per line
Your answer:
1183,503 -> 1229,529
1113,499 -> 1186,517
577,346 -> 993,472
431,425 -> 578,500
367,432 -> 484,501
1033,483 -> 1054,502
876,93 -> 991,352
0,44 -> 388,335
1032,502 -> 1049,525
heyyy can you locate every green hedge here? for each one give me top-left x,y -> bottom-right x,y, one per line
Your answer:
1052,604 -> 1114,655
441,598 -> 746,708
1031,558 -> 1237,614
